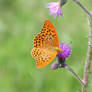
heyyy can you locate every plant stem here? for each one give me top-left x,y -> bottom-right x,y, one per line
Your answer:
60,0 -> 92,91
73,0 -> 91,16
82,13 -> 92,92
72,0 -> 92,92
59,0 -> 67,6
64,64 -> 85,86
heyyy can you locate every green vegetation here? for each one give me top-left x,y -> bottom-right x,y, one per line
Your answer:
0,0 -> 92,92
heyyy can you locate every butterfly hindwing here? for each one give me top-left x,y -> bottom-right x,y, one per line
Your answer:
31,48 -> 57,68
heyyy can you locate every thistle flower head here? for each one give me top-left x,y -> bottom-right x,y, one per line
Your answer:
46,2 -> 63,17
51,42 -> 72,70
57,43 -> 72,59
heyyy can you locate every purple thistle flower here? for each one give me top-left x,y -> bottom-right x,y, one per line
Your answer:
51,43 -> 72,70
46,2 -> 63,18
57,43 -> 72,59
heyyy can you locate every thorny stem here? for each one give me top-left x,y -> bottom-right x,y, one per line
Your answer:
64,64 -> 85,86
73,0 -> 91,16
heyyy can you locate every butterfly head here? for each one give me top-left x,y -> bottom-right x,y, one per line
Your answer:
52,47 -> 62,53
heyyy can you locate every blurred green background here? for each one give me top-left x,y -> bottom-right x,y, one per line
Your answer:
0,0 -> 92,92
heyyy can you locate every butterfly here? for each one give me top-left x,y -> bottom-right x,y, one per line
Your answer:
31,20 -> 62,68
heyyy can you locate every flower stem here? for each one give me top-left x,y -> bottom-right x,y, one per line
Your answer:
64,64 -> 85,86
72,0 -> 92,92
82,13 -> 92,92
59,0 -> 92,91
73,0 -> 91,16
59,0 -> 67,6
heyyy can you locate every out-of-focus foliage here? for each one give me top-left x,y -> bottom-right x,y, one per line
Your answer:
0,0 -> 92,92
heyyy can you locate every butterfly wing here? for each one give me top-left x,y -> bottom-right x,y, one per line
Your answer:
31,48 -> 57,68
31,20 -> 59,68
33,20 -> 59,48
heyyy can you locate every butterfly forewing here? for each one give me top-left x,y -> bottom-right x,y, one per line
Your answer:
33,20 -> 59,48
41,20 -> 59,47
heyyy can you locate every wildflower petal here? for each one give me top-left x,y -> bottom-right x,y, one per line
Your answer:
46,2 -> 63,17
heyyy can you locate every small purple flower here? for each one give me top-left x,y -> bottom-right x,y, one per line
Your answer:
51,61 -> 59,70
51,43 -> 72,70
57,43 -> 72,59
46,2 -> 63,17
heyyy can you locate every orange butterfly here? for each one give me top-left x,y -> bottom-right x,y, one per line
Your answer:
31,20 -> 62,68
